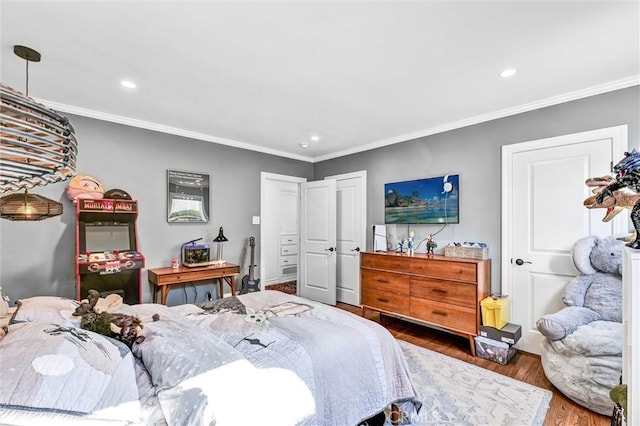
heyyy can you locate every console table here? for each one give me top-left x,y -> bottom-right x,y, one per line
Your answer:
148,263 -> 240,305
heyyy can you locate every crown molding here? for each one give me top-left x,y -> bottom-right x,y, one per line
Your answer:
39,75 -> 638,164
36,100 -> 316,163
313,75 -> 640,162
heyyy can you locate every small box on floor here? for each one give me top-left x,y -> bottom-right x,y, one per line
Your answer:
480,295 -> 510,329
474,336 -> 516,365
480,323 -> 522,345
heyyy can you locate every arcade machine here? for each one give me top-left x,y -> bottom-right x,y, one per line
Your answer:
75,198 -> 145,304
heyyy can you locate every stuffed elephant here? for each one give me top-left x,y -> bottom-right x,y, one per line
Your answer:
536,235 -> 623,341
536,235 -> 624,416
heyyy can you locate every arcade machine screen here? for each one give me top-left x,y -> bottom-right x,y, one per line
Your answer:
84,224 -> 132,252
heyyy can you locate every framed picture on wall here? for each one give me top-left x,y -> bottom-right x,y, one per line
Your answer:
167,170 -> 210,223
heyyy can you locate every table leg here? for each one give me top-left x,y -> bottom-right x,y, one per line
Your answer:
218,279 -> 224,298
230,276 -> 236,296
153,286 -> 158,304
161,287 -> 170,305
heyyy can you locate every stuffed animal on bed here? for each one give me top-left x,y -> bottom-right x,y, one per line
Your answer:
74,289 -> 148,348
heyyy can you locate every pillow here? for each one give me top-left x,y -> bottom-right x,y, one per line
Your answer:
10,296 -> 80,326
0,322 -> 141,423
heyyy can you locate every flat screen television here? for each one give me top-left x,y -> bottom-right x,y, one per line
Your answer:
384,174 -> 459,224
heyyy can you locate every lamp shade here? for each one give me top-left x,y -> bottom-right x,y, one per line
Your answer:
0,83 -> 77,193
213,227 -> 228,242
0,190 -> 62,221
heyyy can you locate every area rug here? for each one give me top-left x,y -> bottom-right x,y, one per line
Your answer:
266,281 -> 296,294
398,339 -> 552,426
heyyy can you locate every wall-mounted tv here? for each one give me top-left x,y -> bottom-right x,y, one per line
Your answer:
384,174 -> 459,224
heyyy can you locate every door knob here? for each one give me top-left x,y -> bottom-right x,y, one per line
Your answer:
514,258 -> 532,266
325,247 -> 335,252
351,247 -> 360,252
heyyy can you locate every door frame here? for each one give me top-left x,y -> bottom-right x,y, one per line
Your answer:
260,172 -> 306,289
500,125 -> 629,299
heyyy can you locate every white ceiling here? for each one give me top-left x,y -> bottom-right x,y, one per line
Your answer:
2,1 -> 638,163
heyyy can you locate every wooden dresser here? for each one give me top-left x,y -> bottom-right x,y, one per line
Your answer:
360,251 -> 490,355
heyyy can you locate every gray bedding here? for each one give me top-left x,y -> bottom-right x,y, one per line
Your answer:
0,291 -> 421,425
128,290 -> 421,425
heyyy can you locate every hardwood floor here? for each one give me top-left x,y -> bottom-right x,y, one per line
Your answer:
336,302 -> 611,426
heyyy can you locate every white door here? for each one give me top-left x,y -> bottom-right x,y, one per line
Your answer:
502,125 -> 628,355
299,179 -> 337,305
326,171 -> 367,306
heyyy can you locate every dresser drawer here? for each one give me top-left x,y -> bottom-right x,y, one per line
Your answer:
362,288 -> 410,316
410,297 -> 477,334
410,259 -> 477,282
411,277 -> 477,308
361,269 -> 409,295
361,253 -> 410,272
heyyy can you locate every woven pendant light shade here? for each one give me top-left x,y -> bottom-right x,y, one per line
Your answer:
1,46 -> 77,194
0,190 -> 62,221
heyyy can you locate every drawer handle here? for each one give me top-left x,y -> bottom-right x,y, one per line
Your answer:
431,289 -> 447,294
376,278 -> 389,283
432,310 -> 447,316
377,298 -> 390,303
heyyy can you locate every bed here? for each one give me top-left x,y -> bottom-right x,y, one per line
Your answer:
0,290 -> 421,425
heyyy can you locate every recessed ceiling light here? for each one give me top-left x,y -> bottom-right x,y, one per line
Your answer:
310,135 -> 320,142
500,68 -> 517,78
120,80 -> 137,89
300,142 -> 309,148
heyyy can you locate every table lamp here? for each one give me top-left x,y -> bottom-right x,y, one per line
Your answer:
213,227 -> 228,264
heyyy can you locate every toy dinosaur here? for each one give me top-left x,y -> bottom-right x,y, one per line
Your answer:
595,149 -> 640,249
584,175 -> 639,243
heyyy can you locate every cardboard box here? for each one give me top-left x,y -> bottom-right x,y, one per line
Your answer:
474,336 -> 516,365
480,323 -> 522,345
480,296 -> 510,329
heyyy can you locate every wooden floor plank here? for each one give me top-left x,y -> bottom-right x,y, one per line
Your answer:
335,302 -> 611,426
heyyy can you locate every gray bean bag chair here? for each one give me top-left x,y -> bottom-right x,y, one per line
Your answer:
536,235 -> 623,416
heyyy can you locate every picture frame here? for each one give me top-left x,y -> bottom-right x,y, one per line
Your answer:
167,170 -> 210,223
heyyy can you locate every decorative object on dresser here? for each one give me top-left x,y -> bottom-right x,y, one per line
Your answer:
240,236 -> 261,294
360,251 -> 490,355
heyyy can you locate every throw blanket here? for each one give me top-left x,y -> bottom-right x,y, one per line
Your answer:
125,291 -> 420,425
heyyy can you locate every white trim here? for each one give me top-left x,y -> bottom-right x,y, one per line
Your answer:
315,76 -> 639,162
40,99 -> 315,163
259,172 -> 306,290
37,75 -> 639,163
500,124 -> 629,299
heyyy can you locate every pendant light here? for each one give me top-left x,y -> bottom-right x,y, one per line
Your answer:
0,45 -> 77,221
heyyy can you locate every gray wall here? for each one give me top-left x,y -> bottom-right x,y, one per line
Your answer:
0,115 -> 313,305
314,87 -> 640,293
1,87 -> 637,302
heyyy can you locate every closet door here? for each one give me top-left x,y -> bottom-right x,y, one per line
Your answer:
299,179 -> 337,305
